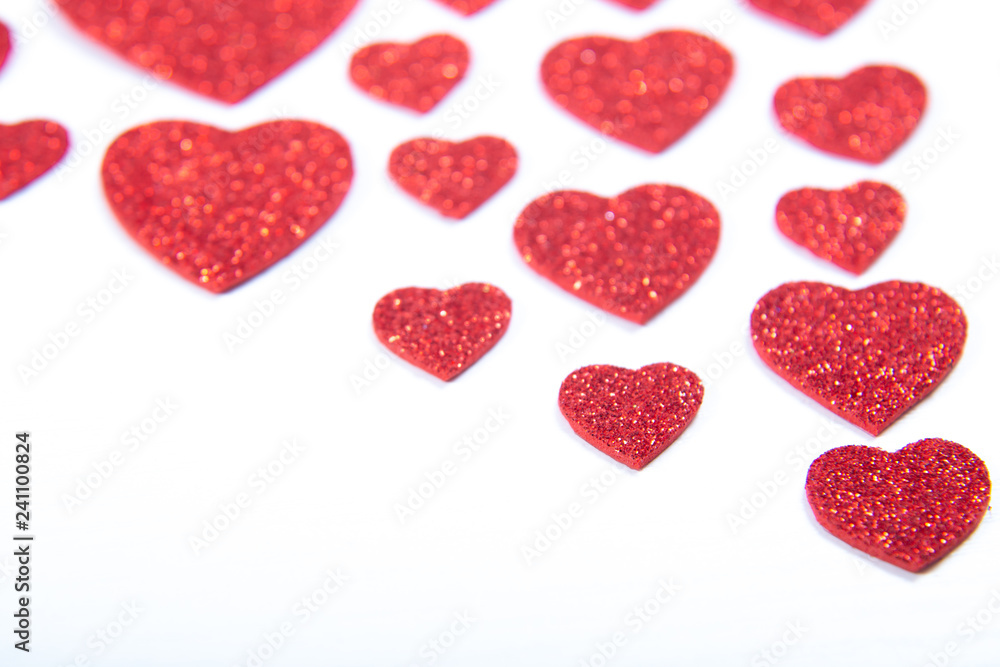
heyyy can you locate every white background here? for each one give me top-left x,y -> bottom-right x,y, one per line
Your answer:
1,0 -> 999,665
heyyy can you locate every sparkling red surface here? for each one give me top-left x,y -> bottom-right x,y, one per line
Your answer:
430,0 -> 500,15
372,283 -> 512,381
350,34 -> 469,114
54,0 -> 358,104
751,281 -> 967,436
0,122 -> 70,201
806,439 -> 991,572
558,363 -> 704,470
514,184 -> 720,324
541,31 -> 734,153
388,136 -> 517,219
102,120 -> 353,293
749,0 -> 871,36
776,181 -> 905,275
774,65 -> 927,163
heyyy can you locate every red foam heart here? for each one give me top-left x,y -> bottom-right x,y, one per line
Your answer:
774,65 -> 927,163
372,283 -> 512,381
55,0 -> 358,104
559,364 -> 703,470
350,34 -> 468,114
776,181 -> 905,275
749,0 -> 871,35
0,22 -> 10,72
514,185 -> 720,324
751,281 -> 966,435
102,120 -> 352,293
541,31 -> 734,153
430,0 -> 500,15
0,121 -> 70,201
603,0 -> 659,9
388,137 -> 517,219
806,439 -> 991,572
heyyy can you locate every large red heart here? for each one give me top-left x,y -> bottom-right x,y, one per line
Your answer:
388,136 -> 517,219
102,120 -> 353,293
0,22 -> 10,72
430,0 -> 500,15
751,281 -> 966,435
372,283 -> 512,381
806,439 -> 991,572
513,185 -> 720,324
0,121 -> 70,201
774,66 -> 927,164
559,363 -> 703,470
776,181 -> 905,275
749,0 -> 871,36
541,31 -> 734,153
55,0 -> 358,104
350,34 -> 468,114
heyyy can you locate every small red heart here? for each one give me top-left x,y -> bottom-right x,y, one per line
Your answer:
373,283 -> 512,381
751,281 -> 966,435
388,137 -> 517,219
430,0 -> 500,15
603,0 -> 659,9
541,31 -> 734,153
55,0 -> 358,103
749,0 -> 871,36
0,121 -> 70,201
350,34 -> 469,114
514,185 -> 720,324
559,364 -> 703,470
0,22 -> 10,72
774,65 -> 927,163
102,120 -> 353,293
776,181 -> 906,275
806,439 -> 991,572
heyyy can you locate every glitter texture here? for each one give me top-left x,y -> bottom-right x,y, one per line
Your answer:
430,0 -> 499,15
372,283 -> 512,381
0,22 -> 10,72
541,31 -> 734,153
350,34 -> 469,114
603,0 -> 659,9
55,0 -> 358,104
102,120 -> 352,293
749,0 -> 871,36
806,439 -> 991,572
751,281 -> 966,436
514,185 -> 720,324
775,65 -> 927,163
558,364 -> 703,470
776,181 -> 905,275
388,136 -> 517,219
0,122 -> 70,201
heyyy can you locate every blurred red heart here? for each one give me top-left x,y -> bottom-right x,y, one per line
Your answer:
514,184 -> 720,324
389,136 -> 517,219
541,31 -> 734,153
55,0 -> 358,103
350,34 -> 469,113
776,181 -> 905,274
430,0 -> 500,15
102,120 -> 352,293
0,22 -> 10,72
559,363 -> 704,470
806,439 -> 991,572
749,0 -> 871,35
603,0 -> 659,9
774,65 -> 927,163
0,121 -> 69,201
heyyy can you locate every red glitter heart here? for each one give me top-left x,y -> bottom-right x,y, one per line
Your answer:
0,122 -> 70,201
541,31 -> 734,153
0,22 -> 10,72
54,0 -> 358,104
350,35 -> 469,114
776,181 -> 906,275
388,137 -> 517,219
372,283 -> 512,381
514,185 -> 720,324
751,281 -> 967,436
559,364 -> 703,470
603,0 -> 659,9
430,0 -> 500,15
102,120 -> 353,293
774,65 -> 927,164
749,0 -> 871,36
806,439 -> 991,572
